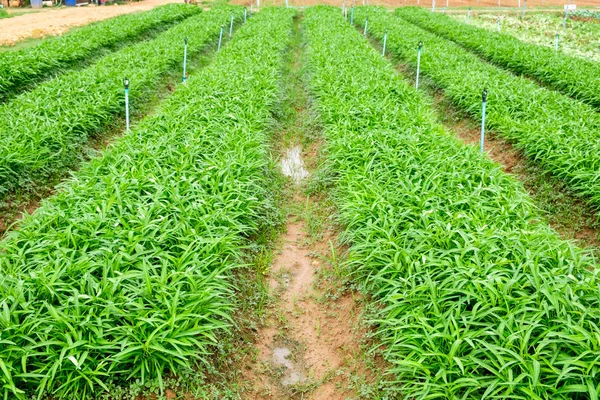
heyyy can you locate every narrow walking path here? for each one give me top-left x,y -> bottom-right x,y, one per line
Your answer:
243,215 -> 364,399
239,15 -> 377,399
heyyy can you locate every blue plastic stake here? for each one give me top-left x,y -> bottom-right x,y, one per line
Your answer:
431,0 -> 435,11
563,8 -> 568,28
218,24 -> 224,51
416,41 -> 422,89
497,16 -> 501,32
480,89 -> 487,153
182,37 -> 188,83
555,33 -> 559,50
285,0 -> 288,6
244,7 -> 247,22
350,5 -> 354,25
123,78 -> 130,132
382,29 -> 388,56
442,6 -> 446,14
521,0 -> 526,21
467,7 -> 471,22
363,17 -> 368,37
229,14 -> 234,38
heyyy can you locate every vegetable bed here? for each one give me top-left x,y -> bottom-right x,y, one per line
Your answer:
0,6 -> 241,200
398,7 -> 600,109
305,6 -> 600,399
357,7 -> 600,217
0,4 -> 199,101
0,7 -> 294,399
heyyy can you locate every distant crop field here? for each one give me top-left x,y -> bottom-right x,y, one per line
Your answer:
232,0 -> 600,8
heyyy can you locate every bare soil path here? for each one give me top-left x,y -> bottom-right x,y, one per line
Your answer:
241,216 -> 367,399
239,14 -> 377,399
0,0 -> 180,46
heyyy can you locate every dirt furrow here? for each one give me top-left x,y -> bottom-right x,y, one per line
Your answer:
239,14 -> 375,400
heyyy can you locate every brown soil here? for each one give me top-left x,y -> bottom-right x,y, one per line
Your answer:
240,200 -> 369,399
0,195 -> 45,234
451,114 -> 522,174
0,0 -> 180,46
240,17 -> 374,393
571,15 -> 600,23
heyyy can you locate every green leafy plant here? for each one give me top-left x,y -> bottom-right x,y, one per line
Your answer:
305,6 -> 600,399
0,4 -> 199,100
357,7 -> 600,220
0,6 -> 295,399
398,7 -> 600,109
0,6 -> 242,200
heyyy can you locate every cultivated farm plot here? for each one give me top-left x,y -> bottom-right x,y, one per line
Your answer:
0,6 -> 294,399
230,0 -> 600,7
2,3 -> 600,400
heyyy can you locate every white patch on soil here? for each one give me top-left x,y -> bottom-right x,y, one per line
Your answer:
281,146 -> 309,184
272,347 -> 306,386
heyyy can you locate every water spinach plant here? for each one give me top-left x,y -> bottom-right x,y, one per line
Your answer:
0,4 -> 199,101
356,7 -> 600,218
305,6 -> 600,399
0,7 -> 295,399
0,6 -> 242,200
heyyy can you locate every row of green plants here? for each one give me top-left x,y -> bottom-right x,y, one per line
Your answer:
305,6 -> 600,399
0,8 -> 8,19
571,10 -> 600,20
356,7 -> 600,217
398,7 -> 600,109
0,4 -> 199,101
451,12 -> 600,62
0,6 -> 242,200
0,6 -> 294,399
